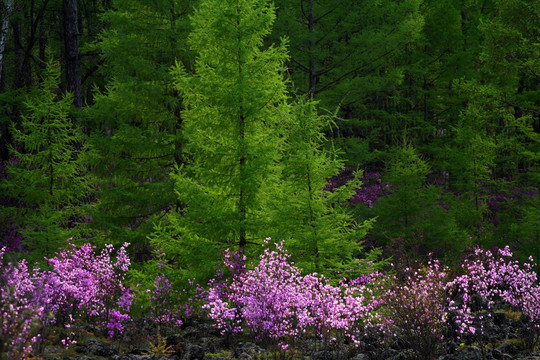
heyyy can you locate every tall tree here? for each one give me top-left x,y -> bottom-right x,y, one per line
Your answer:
2,60 -> 88,260
62,0 -> 82,108
168,0 -> 289,251
271,0 -> 423,164
85,0 -> 195,252
268,99 -> 373,274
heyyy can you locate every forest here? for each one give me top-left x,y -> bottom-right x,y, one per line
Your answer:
0,0 -> 539,359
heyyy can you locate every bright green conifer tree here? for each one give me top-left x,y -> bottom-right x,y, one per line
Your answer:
168,0 -> 289,252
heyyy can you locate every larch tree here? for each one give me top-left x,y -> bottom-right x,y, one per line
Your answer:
268,98 -> 374,274
85,0 -> 195,253
3,60 -> 88,260
271,0 -> 423,165
166,0 -> 289,253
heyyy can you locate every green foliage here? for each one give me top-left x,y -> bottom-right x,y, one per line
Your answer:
3,60 -> 87,259
167,0 -> 289,252
0,0 -> 537,284
446,80 -> 503,242
271,0 -> 424,164
145,326 -> 174,356
269,99 -> 373,274
362,144 -> 468,259
84,0 -> 195,251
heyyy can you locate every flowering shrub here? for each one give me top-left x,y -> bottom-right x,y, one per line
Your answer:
148,273 -> 183,326
447,246 -> 540,348
203,239 -> 380,345
0,239 -> 133,358
4,234 -> 540,357
378,257 -> 450,360
0,248 -> 42,359
131,249 -> 189,330
38,239 -> 133,340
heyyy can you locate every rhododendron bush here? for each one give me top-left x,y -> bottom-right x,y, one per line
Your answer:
447,246 -> 540,346
0,248 -> 41,359
203,238 -> 382,345
0,239 -> 132,359
378,257 -> 450,360
203,239 -> 539,357
1,237 -> 539,359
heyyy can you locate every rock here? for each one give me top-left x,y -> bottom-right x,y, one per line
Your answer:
351,354 -> 370,360
183,326 -> 200,339
496,342 -> 519,356
182,343 -> 204,360
491,348 -> 503,360
199,337 -> 217,354
237,353 -> 253,360
390,349 -> 416,360
111,355 -> 154,360
493,312 -> 507,326
130,344 -> 153,355
84,338 -> 119,357
42,346 -> 58,355
110,355 -> 131,360
167,334 -> 183,349
232,342 -> 265,358
444,346 -> 483,360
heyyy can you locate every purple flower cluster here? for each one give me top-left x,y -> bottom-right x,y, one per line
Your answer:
378,257 -> 449,359
447,246 -> 540,339
0,239 -> 133,358
145,270 -> 183,327
0,222 -> 24,252
203,238 -> 381,345
484,183 -> 537,226
3,234 -> 539,357
40,239 -> 133,339
0,248 -> 42,359
203,241 -> 539,354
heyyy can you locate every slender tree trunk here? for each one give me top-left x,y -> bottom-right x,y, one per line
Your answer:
38,14 -> 46,70
12,6 -> 27,89
13,0 -> 49,89
63,0 -> 82,108
237,6 -> 246,249
0,0 -> 14,87
306,154 -> 319,262
307,0 -> 317,98
239,111 -> 246,249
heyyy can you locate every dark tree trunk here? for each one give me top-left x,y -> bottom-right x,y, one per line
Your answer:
307,0 -> 316,98
0,0 -> 14,87
38,14 -> 46,70
12,8 -> 30,89
63,0 -> 82,108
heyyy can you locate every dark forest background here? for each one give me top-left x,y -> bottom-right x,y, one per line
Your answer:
0,0 -> 539,284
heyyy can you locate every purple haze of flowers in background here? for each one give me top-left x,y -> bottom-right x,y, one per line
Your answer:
325,168 -> 392,208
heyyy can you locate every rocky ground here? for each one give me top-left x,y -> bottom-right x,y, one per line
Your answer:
39,310 -> 539,360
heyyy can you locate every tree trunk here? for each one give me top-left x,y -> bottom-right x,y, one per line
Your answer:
307,0 -> 317,98
63,0 -> 82,108
0,0 -> 14,87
